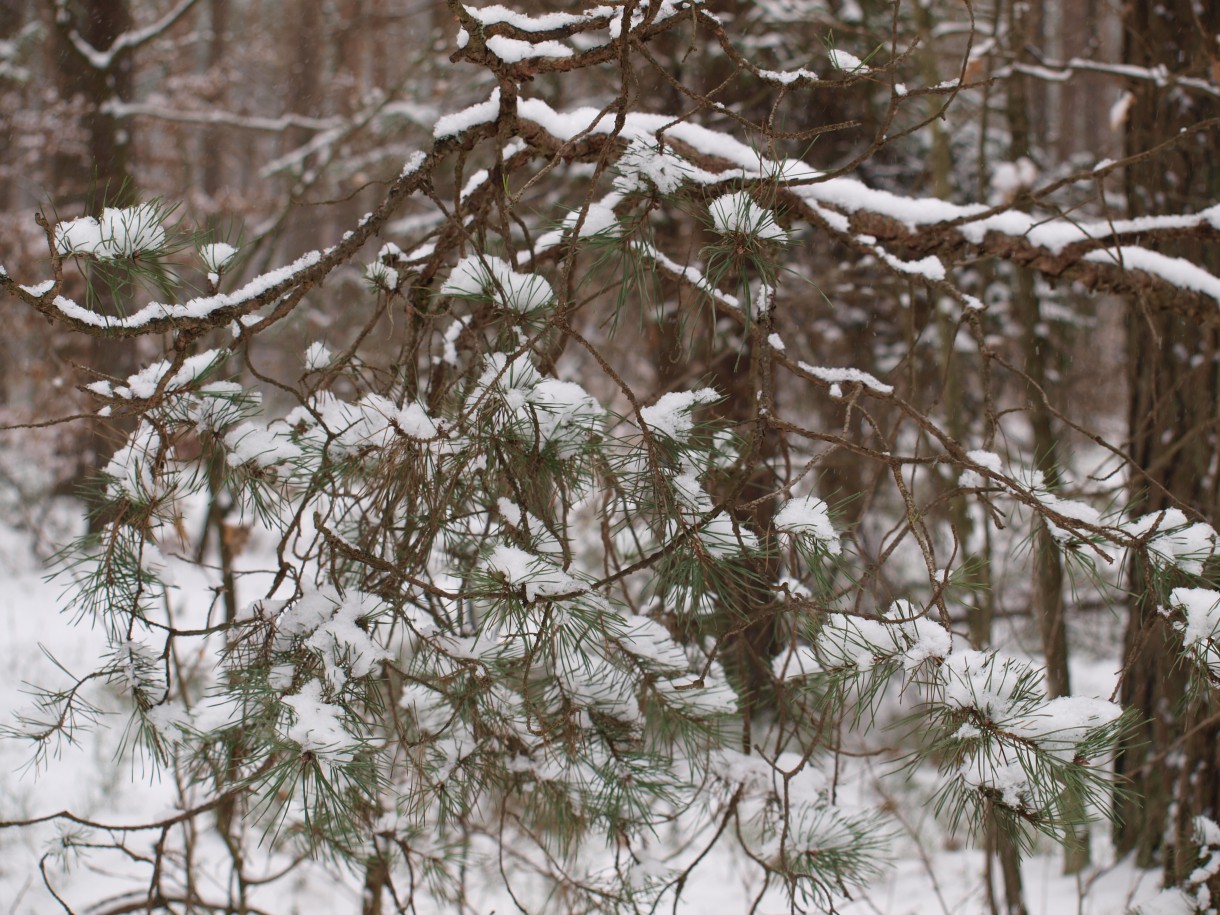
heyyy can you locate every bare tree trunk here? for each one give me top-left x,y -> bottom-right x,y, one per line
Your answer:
202,0 -> 230,201
1000,0 -> 1080,883
50,0 -> 143,526
1113,0 -> 1220,889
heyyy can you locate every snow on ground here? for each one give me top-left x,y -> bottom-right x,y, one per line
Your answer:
0,508 -> 1171,913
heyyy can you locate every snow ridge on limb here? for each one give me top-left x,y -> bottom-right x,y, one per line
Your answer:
446,0 -> 696,79
63,0 -> 201,71
497,91 -> 1220,315
1,152 -> 438,337
10,63 -> 1217,343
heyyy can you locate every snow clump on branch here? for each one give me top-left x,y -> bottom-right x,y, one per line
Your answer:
774,494 -> 841,554
615,139 -> 689,195
442,253 -> 554,313
1123,508 -> 1218,576
55,204 -> 167,259
1168,587 -> 1220,681
708,191 -> 787,242
639,388 -> 719,441
199,242 -> 238,273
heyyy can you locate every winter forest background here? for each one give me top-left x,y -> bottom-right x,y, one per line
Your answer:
1,0 -> 1219,913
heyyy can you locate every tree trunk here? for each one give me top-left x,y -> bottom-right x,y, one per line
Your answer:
1113,0 -> 1220,887
202,0 -> 230,201
1002,0 -> 1080,880
50,0 -> 142,525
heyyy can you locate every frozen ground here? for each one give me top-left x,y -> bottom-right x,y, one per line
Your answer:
0,509 -> 1168,914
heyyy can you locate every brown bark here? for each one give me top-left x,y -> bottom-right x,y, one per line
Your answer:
1113,0 -> 1220,885
51,0 -> 136,207
49,1 -> 142,524
1004,0 -> 1078,879
202,0 -> 230,200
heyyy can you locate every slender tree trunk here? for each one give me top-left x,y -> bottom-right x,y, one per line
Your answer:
202,0 -> 230,200
1001,0 -> 1079,885
1113,0 -> 1220,888
51,0 -> 143,526
1005,0 -> 1072,706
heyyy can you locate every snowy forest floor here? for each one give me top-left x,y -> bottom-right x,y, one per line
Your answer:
0,501 -> 1168,915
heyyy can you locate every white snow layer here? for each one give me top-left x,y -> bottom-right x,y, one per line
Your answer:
774,495 -> 840,554
486,34 -> 573,63
442,253 -> 554,312
1170,587 -> 1220,674
960,449 -> 1004,488
88,349 -> 222,400
282,680 -> 356,759
798,362 -> 893,395
1125,509 -> 1217,575
640,388 -> 719,440
199,242 -> 238,272
803,607 -> 951,674
709,191 -> 787,241
434,88 -> 501,139
55,204 -> 166,259
486,544 -> 580,601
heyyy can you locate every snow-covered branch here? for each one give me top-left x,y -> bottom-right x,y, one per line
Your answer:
64,0 -> 202,70
101,100 -> 342,134
1005,58 -> 1220,101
